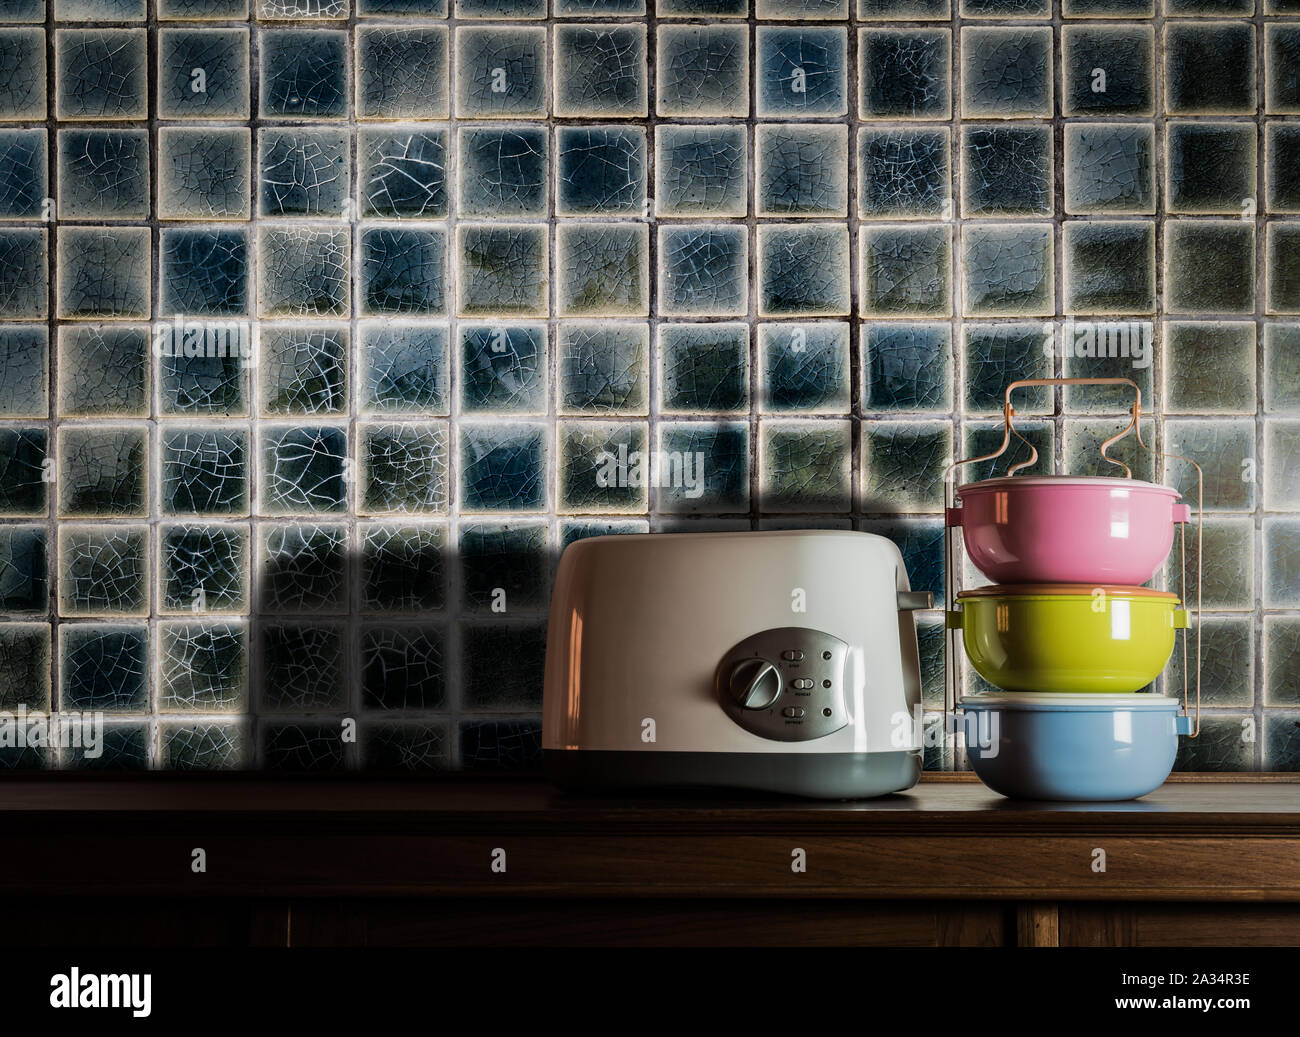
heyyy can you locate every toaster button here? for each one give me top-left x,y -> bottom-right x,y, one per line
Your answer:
781,707 -> 806,718
792,678 -> 813,690
781,650 -> 804,661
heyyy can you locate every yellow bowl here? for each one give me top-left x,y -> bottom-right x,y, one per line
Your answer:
951,585 -> 1188,694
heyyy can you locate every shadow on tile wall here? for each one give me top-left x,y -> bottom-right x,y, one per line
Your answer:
0,0 -> 1296,772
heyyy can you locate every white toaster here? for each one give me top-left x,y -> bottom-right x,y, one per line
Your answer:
543,530 -> 930,798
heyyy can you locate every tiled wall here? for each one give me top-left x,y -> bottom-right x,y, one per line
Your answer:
0,0 -> 1296,772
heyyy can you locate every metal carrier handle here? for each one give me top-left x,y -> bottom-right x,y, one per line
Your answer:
941,377 -> 1203,748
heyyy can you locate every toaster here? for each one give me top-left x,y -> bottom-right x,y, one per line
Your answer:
542,530 -> 931,799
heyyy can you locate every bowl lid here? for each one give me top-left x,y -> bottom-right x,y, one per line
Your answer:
956,583 -> 1180,600
959,693 -> 1180,710
956,475 -> 1180,497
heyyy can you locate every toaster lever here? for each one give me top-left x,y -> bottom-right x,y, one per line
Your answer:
897,590 -> 934,612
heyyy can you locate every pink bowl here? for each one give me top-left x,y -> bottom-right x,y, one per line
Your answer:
953,476 -> 1190,586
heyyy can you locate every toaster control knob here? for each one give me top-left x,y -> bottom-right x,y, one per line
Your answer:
728,658 -> 782,710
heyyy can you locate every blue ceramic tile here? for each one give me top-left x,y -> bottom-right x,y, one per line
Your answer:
67,724 -> 145,768
556,127 -> 647,216
1166,616 -> 1253,707
260,523 -> 348,612
0,328 -> 47,420
962,125 -> 1052,217
558,421 -> 649,512
1264,324 -> 1300,412
57,426 -> 147,519
858,0 -> 948,15
657,25 -> 749,118
460,423 -> 547,512
1166,516 -> 1255,608
0,229 -> 46,320
862,422 -> 951,513
0,526 -> 46,614
1265,714 -> 1300,772
1163,418 -> 1256,512
759,419 -> 852,513
1165,22 -> 1255,114
0,0 -> 45,22
1061,25 -> 1154,116
758,0 -> 847,15
261,721 -> 348,770
556,323 -> 647,415
1061,337 -> 1154,414
260,425 -> 348,515
457,0 -> 546,15
1168,122 -> 1256,215
1265,617 -> 1300,706
458,716 -> 544,771
857,129 -> 950,219
60,625 -> 147,713
362,624 -> 447,711
160,722 -> 247,770
0,427 -> 46,517
257,0 -> 348,14
459,521 -> 549,612
960,0 -> 1047,13
360,523 -> 446,612
57,129 -> 149,222
553,25 -> 648,118
860,29 -> 950,120
460,626 -> 548,712
658,225 -> 748,317
558,0 -> 646,11
862,323 -> 952,413
757,225 -> 851,317
258,225 -> 350,318
1063,416 -> 1158,483
1064,221 -> 1156,315
756,124 -> 847,217
756,27 -> 847,118
759,322 -> 850,413
55,29 -> 147,121
655,124 -> 748,218
1264,518 -> 1300,608
961,27 -> 1051,119
962,224 -> 1054,317
158,350 -> 248,417
560,519 -> 648,548
455,26 -> 548,119
360,226 -> 447,317
160,229 -> 249,318
1163,321 -> 1256,414
359,422 -> 449,515
962,421 -> 1054,481
159,621 -> 247,712
158,128 -> 251,221
861,519 -> 945,598
360,129 -> 447,220
1268,124 -> 1300,214
356,26 -> 448,120
259,29 -> 349,120
0,130 -> 45,221
458,126 -> 548,218
1063,0 -> 1151,11
456,223 -> 549,317
157,28 -> 250,121
557,222 -> 650,317
258,128 -> 349,219
1268,25 -> 1300,115
1167,0 -> 1252,10
158,0 -> 249,15
57,325 -> 148,418
161,428 -> 248,517
0,624 -> 50,712
859,224 -> 952,318
1265,420 -> 1300,509
1173,715 -> 1254,772
0,30 -> 45,120
657,422 -> 749,514
658,323 -> 749,414
259,326 -> 348,417
1269,223 -> 1300,315
159,523 -> 248,614
660,0 -> 747,13
58,228 -> 149,320
59,526 -> 148,616
358,321 -> 449,415
1165,221 -> 1255,314
361,722 -> 449,772
1062,123 -> 1156,215
963,323 -> 1052,414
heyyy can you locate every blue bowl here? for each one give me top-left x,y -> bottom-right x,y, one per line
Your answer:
960,694 -> 1189,802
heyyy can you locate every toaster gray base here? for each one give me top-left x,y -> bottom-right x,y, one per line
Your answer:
543,749 -> 921,800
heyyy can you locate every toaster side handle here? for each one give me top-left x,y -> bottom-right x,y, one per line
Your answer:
897,590 -> 934,612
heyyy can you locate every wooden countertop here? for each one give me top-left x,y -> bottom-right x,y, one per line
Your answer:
3,776 -> 1298,900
